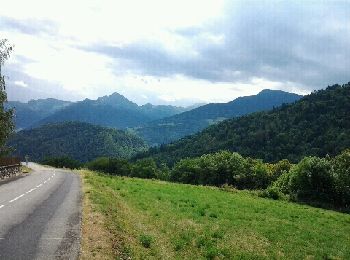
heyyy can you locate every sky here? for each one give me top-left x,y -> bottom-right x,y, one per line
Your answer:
0,0 -> 349,106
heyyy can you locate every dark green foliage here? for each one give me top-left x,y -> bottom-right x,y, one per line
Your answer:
131,158 -> 159,179
288,157 -> 335,203
41,156 -> 81,169
8,122 -> 148,162
269,159 -> 292,181
270,149 -> 350,209
136,89 -> 302,146
89,149 -> 349,210
260,186 -> 285,200
0,39 -> 14,156
237,158 -> 271,189
139,234 -> 152,248
170,151 -> 273,189
137,83 -> 350,165
332,150 -> 350,207
86,157 -> 132,176
86,157 -> 161,179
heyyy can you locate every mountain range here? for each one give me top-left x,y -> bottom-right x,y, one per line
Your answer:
7,93 -> 188,130
135,83 -> 350,165
8,90 -> 303,147
135,89 -> 302,145
5,98 -> 72,130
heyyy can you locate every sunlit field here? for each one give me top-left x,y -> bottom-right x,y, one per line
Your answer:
83,170 -> 350,259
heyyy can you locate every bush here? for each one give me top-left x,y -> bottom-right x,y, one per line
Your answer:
332,150 -> 350,207
260,186 -> 285,200
85,157 -> 109,171
235,158 -> 271,189
139,234 -> 152,248
86,157 -> 131,176
171,157 -> 202,184
171,151 -> 274,189
271,171 -> 292,194
41,156 -> 81,169
131,158 -> 159,179
270,159 -> 292,181
285,157 -> 335,203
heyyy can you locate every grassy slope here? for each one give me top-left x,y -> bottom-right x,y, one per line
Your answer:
83,170 -> 350,259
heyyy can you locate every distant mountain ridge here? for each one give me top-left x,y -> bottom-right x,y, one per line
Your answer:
8,121 -> 148,162
6,98 -> 72,130
7,93 -> 188,130
135,89 -> 302,145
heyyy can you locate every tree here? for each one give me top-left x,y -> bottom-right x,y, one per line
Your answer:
0,39 -> 14,156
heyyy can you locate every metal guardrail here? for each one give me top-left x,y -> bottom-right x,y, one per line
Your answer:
0,157 -> 21,179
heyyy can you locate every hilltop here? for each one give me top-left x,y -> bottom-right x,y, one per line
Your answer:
137,83 -> 350,165
135,89 -> 302,145
8,121 -> 148,162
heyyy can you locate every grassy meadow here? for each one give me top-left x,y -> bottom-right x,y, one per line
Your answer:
82,170 -> 350,259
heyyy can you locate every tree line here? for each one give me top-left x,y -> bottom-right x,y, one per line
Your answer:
45,149 -> 350,211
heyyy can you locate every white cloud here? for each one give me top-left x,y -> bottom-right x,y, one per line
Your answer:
14,80 -> 28,88
0,0 -> 349,104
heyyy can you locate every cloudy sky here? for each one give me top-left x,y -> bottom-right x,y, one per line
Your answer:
0,0 -> 349,106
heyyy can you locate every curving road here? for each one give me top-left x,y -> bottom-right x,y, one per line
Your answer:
0,163 -> 81,259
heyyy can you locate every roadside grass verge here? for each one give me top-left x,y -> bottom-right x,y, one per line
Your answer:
21,165 -> 32,173
80,176 -> 116,259
82,170 -> 350,259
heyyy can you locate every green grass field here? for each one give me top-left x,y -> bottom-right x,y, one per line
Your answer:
83,170 -> 350,259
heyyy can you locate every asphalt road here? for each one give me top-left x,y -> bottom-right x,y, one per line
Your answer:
0,163 -> 81,259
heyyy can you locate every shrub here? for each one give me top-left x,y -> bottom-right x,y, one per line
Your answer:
41,156 -> 81,169
86,157 -> 131,176
287,157 -> 335,203
332,150 -> 350,207
139,234 -> 152,248
85,157 -> 109,172
171,151 -> 274,189
171,157 -> 202,184
270,159 -> 292,181
234,158 -> 271,189
260,186 -> 285,200
131,158 -> 159,179
272,171 -> 292,194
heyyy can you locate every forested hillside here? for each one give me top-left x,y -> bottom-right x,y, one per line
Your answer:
34,92 -> 187,129
135,89 -> 302,145
8,122 -> 147,162
136,83 -> 350,165
6,98 -> 72,130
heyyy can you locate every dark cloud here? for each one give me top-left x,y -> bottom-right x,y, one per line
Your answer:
86,0 -> 350,90
0,16 -> 58,35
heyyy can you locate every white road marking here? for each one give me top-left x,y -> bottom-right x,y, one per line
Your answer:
9,194 -> 25,203
26,188 -> 37,194
3,173 -> 56,206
